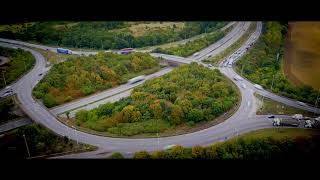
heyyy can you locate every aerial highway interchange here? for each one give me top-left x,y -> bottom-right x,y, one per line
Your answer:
0,21 -> 319,158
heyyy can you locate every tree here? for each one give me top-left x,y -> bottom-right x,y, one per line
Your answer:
65,111 -> 70,119
43,94 -> 57,107
186,108 -> 204,122
107,152 -> 125,159
133,151 -> 151,159
191,146 -> 206,159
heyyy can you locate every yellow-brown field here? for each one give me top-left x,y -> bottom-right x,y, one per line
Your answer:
284,22 -> 320,89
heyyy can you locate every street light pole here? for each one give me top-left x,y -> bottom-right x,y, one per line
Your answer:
2,71 -> 6,86
314,89 -> 320,116
23,134 -> 31,158
23,61 -> 26,71
241,64 -> 244,76
271,74 -> 275,91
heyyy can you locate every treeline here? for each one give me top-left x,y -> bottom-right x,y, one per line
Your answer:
0,124 -> 95,159
75,63 -> 239,136
0,47 -> 35,88
0,21 -> 227,50
33,52 -> 160,107
235,22 -> 320,105
128,135 -> 320,159
152,30 -> 225,57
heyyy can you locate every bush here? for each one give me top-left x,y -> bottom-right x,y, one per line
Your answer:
107,152 -> 125,159
43,94 -> 57,107
133,151 -> 151,159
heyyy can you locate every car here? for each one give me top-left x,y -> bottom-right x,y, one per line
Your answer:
297,101 -> 307,106
304,120 -> 312,128
193,52 -> 199,57
38,73 -> 43,76
5,86 -> 11,89
208,64 -> 213,67
1,91 -> 12,98
268,115 -> 275,118
163,144 -> 178,150
5,90 -> 13,93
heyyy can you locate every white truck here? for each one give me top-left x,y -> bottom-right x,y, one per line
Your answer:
254,84 -> 263,90
273,118 -> 300,127
292,114 -> 303,120
305,119 -> 320,129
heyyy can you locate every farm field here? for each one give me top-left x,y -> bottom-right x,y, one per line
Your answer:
284,22 -> 320,90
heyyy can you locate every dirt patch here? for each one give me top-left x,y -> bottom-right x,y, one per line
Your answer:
284,22 -> 320,89
0,56 -> 10,66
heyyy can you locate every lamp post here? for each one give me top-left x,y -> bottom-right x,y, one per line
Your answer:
23,61 -> 27,71
315,89 -> 320,116
2,71 -> 6,86
271,74 -> 275,91
23,134 -> 31,158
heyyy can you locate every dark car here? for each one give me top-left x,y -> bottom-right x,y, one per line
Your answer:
268,115 -> 275,118
38,73 -> 43,76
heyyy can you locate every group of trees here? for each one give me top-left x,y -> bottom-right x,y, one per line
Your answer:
0,47 -> 35,88
0,97 -> 20,124
235,22 -> 320,105
32,52 -> 160,107
0,124 -> 94,159
129,135 -> 320,159
75,63 -> 239,136
152,30 -> 225,57
0,21 -> 227,50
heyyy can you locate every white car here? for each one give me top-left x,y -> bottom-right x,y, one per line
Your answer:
163,144 -> 178,150
297,101 -> 307,106
1,91 -> 12,98
208,64 -> 213,67
304,120 -> 312,128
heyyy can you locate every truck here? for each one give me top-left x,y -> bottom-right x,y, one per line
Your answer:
57,48 -> 72,54
273,118 -> 300,127
254,84 -> 263,90
305,119 -> 320,129
292,114 -> 303,120
128,75 -> 146,84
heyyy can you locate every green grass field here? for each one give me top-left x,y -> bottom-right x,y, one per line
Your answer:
255,93 -> 317,117
232,128 -> 320,141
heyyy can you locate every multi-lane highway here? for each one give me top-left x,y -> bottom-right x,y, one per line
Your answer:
0,21 -> 319,159
50,67 -> 174,117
